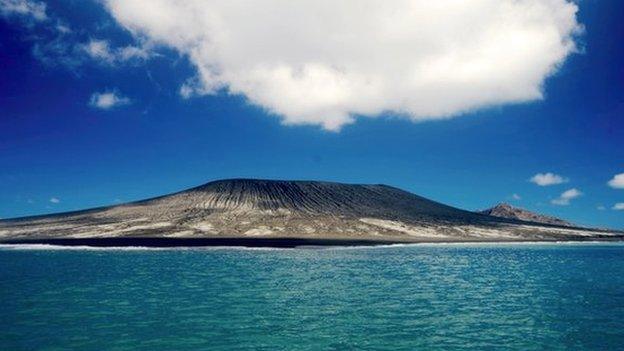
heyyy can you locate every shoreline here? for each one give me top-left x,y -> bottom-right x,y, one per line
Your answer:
1,236 -> 623,248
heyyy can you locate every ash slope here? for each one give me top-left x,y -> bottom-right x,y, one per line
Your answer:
0,179 -> 618,242
480,203 -> 574,227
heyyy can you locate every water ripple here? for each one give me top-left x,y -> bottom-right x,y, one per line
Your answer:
1,244 -> 624,350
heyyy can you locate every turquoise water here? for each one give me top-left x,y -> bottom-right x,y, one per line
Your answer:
1,243 -> 624,350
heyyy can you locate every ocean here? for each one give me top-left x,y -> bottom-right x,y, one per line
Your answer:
1,242 -> 623,350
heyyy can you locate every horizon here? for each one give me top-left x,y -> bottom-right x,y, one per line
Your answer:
1,1 -> 623,229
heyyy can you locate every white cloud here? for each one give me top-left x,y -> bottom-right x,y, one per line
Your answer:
2,1 -> 153,71
104,0 -> 581,131
613,203 -> 624,211
0,0 -> 47,21
179,83 -> 194,99
530,172 -> 568,186
49,197 -> 60,204
597,205 -> 606,211
83,40 -> 114,62
118,45 -> 150,61
608,173 -> 624,189
511,193 -> 521,200
89,90 -> 131,110
82,39 -> 150,65
551,188 -> 582,206
179,78 -> 203,99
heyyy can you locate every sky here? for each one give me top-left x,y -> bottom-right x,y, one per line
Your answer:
0,0 -> 623,229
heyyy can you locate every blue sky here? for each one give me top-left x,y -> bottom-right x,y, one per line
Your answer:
0,0 -> 623,228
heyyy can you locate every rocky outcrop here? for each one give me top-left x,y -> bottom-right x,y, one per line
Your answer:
479,203 -> 574,227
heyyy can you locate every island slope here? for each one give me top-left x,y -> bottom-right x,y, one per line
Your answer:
0,179 -> 620,245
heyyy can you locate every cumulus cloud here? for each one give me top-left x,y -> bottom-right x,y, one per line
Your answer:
0,0 -> 47,21
613,203 -> 624,211
530,172 -> 568,186
82,39 -> 150,65
608,173 -> 624,189
89,90 -> 131,110
551,188 -> 582,206
49,197 -> 60,204
104,0 -> 581,130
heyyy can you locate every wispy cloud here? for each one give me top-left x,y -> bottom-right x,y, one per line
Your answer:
510,193 -> 521,200
2,2 -> 152,71
82,39 -> 151,65
49,197 -> 60,204
89,90 -> 131,110
530,173 -> 568,186
613,203 -> 624,211
179,79 -> 202,99
597,205 -> 606,211
83,40 -> 114,63
551,188 -> 582,206
55,22 -> 71,33
0,0 -> 47,21
608,173 -> 624,189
